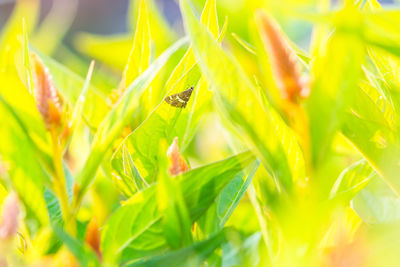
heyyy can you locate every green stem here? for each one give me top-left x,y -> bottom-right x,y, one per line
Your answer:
51,130 -> 76,236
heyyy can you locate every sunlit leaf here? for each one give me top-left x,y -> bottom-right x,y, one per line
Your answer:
198,160 -> 260,235
101,151 -> 255,262
74,37 -> 188,206
126,228 -> 228,267
44,165 -> 73,226
0,0 -> 39,71
341,111 -> 400,196
180,0 -> 305,193
122,0 -> 151,89
157,140 -> 192,249
111,103 -> 182,185
52,225 -> 100,267
111,145 -> 148,198
128,0 -> 177,56
0,9 -> 53,171
352,178 -> 400,224
221,231 -> 262,267
330,159 -> 377,200
164,0 -> 220,96
307,6 -> 365,167
0,96 -> 49,226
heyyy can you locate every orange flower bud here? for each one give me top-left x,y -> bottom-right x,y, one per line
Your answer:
30,52 -> 63,130
72,183 -> 80,200
255,11 -> 308,102
322,234 -> 366,267
167,137 -> 189,176
0,193 -> 19,240
84,217 -> 102,260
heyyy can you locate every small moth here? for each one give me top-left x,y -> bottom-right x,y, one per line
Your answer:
164,86 -> 194,108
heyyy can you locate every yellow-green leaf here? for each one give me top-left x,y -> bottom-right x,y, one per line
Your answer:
180,0 -> 305,192
122,0 -> 151,89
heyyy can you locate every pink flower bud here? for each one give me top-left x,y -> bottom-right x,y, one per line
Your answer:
0,258 -> 7,267
167,137 -> 189,176
255,11 -> 308,103
30,52 -> 62,130
0,193 -> 19,239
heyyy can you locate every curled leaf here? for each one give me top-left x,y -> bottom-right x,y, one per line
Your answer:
255,11 -> 308,102
0,193 -> 19,239
30,52 -> 63,130
167,137 -> 189,176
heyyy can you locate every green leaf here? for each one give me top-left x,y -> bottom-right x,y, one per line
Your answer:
111,145 -> 148,198
164,0 -> 220,97
122,0 -> 151,88
352,178 -> 400,224
69,60 -> 95,131
160,0 -> 222,144
111,79 -> 209,198
157,141 -> 192,249
74,37 -> 188,206
111,103 -> 182,185
232,32 -> 256,55
52,225 -> 100,267
125,228 -> 228,267
23,20 -> 33,94
307,7 -> 366,167
158,176 -> 193,249
341,111 -> 400,196
0,96 -> 49,226
221,231 -> 262,267
358,9 -> 400,58
358,76 -> 397,130
330,159 -> 377,200
44,165 -> 74,226
179,0 -> 305,193
0,0 -> 39,71
101,187 -> 165,263
181,151 -> 255,220
199,0 -> 219,38
101,151 -> 255,262
158,0 -> 223,152
128,0 -> 176,56
0,19 -> 53,172
339,72 -> 400,195
306,6 -> 400,59
198,160 -> 260,235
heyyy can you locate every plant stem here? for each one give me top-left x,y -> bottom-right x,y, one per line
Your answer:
51,130 -> 76,236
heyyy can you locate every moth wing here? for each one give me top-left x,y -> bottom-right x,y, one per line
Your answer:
164,95 -> 174,104
164,87 -> 193,108
178,88 -> 193,102
164,95 -> 184,108
172,98 -> 185,108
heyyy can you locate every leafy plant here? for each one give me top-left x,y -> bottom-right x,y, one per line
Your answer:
1,0 -> 400,266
